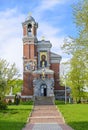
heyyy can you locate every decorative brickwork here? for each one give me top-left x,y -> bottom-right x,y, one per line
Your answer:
21,15 -> 70,100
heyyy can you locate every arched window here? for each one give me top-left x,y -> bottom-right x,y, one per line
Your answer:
28,24 -> 32,36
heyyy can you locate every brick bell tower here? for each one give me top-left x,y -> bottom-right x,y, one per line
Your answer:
21,14 -> 70,101
21,14 -> 38,96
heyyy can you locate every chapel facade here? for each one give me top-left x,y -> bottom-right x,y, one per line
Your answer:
21,15 -> 67,99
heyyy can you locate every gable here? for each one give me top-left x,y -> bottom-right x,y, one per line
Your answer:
50,52 -> 62,63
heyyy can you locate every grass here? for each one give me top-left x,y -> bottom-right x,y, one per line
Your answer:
55,100 -> 88,130
0,103 -> 33,130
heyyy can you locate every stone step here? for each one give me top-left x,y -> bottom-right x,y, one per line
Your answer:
29,117 -> 64,124
31,109 -> 61,117
31,113 -> 61,117
34,96 -> 54,105
30,116 -> 63,118
34,106 -> 57,110
35,102 -> 54,105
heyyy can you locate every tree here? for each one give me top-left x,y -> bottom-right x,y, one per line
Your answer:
62,0 -> 88,58
73,0 -> 88,66
67,51 -> 87,102
12,79 -> 23,95
61,0 -> 88,102
0,59 -> 21,99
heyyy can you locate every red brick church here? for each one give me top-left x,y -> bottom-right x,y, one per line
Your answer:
21,14 -> 70,100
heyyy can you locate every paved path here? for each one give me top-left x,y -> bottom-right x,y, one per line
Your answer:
22,105 -> 74,130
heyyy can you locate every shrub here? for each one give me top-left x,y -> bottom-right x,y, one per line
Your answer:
55,100 -> 65,105
0,100 -> 7,110
20,100 -> 33,105
8,100 -> 15,105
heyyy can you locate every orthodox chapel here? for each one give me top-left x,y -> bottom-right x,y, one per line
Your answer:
21,15 -> 69,100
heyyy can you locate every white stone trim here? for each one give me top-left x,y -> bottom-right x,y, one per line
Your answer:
21,96 -> 33,99
54,89 -> 71,93
51,59 -> 61,63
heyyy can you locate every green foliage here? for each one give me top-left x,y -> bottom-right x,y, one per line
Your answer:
0,100 -> 7,110
20,100 -> 33,105
67,52 -> 87,102
61,0 -> 88,103
56,102 -> 88,130
7,100 -> 14,105
12,79 -> 23,95
0,105 -> 33,130
55,100 -> 65,105
73,0 -> 88,66
0,59 -> 21,98
83,92 -> 88,100
6,79 -> 23,95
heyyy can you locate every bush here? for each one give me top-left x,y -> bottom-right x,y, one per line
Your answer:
55,100 -> 65,105
20,100 -> 33,105
8,100 -> 14,105
0,100 -> 7,110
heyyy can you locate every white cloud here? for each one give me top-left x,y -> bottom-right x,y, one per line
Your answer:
1,38 -> 23,71
37,21 -> 65,56
38,22 -> 61,39
36,0 -> 71,12
33,0 -> 68,56
39,0 -> 62,10
33,0 -> 71,20
0,8 -> 25,76
32,0 -> 70,63
0,0 -> 72,77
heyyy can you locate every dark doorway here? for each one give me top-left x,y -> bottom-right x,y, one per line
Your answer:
44,87 -> 47,96
40,84 -> 47,96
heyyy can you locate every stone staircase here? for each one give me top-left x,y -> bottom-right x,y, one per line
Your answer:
22,96 -> 73,130
34,96 -> 54,105
29,105 -> 65,124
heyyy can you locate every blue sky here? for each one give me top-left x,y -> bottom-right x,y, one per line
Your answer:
0,0 -> 78,76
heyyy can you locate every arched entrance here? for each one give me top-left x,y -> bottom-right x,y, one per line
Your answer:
40,84 -> 47,96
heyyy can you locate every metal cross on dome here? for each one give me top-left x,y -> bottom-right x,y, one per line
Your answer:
26,12 -> 32,21
42,36 -> 45,40
28,12 -> 32,16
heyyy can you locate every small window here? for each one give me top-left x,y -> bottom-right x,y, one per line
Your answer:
28,24 -> 32,36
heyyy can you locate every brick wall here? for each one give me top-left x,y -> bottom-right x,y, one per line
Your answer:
23,44 -> 36,59
22,72 -> 33,95
50,63 -> 60,90
23,44 -> 30,59
30,44 -> 34,59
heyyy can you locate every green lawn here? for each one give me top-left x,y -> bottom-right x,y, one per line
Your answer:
0,104 -> 33,130
56,101 -> 88,130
